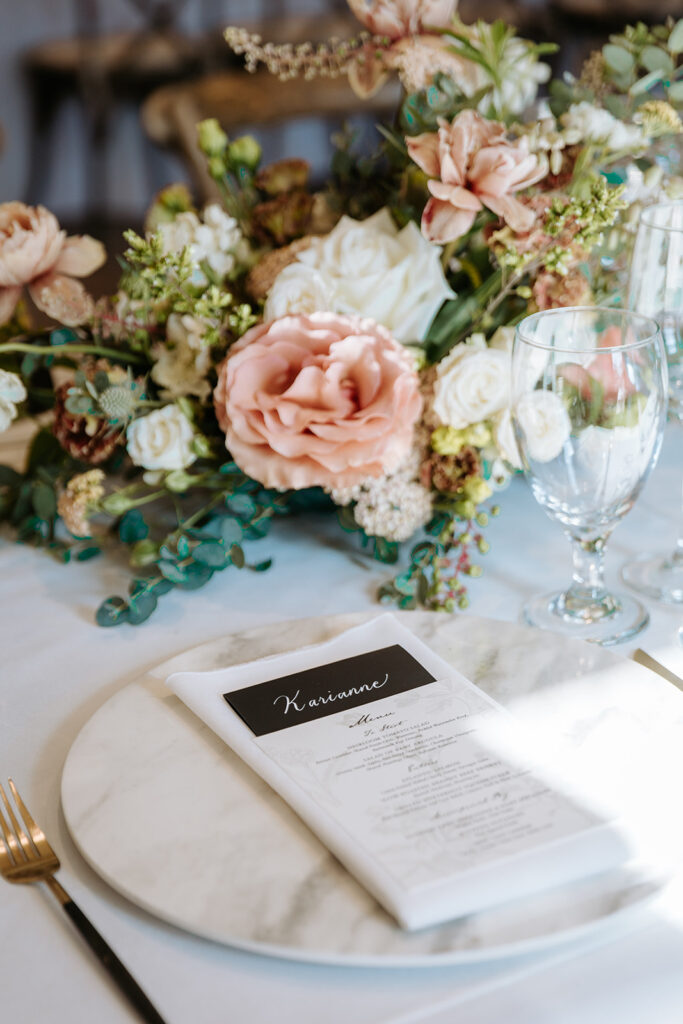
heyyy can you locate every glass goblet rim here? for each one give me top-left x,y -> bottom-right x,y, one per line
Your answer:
515,305 -> 661,355
638,200 -> 683,232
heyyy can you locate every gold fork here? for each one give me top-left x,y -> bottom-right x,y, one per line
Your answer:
0,779 -> 167,1024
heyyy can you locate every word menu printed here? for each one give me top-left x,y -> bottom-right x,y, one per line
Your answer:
167,615 -> 629,930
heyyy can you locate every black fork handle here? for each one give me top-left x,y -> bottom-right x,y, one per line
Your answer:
45,876 -> 168,1024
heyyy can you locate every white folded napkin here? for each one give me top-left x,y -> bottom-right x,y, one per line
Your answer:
167,614 -> 630,930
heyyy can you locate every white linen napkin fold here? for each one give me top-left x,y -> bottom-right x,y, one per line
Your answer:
167,613 -> 630,930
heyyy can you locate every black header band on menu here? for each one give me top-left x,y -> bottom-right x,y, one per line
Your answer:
223,644 -> 435,736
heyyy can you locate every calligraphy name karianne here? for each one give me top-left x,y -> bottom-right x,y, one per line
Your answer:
273,674 -> 389,715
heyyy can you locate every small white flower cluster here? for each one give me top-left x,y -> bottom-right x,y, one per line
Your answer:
561,101 -> 645,154
519,117 -> 567,176
151,313 -> 213,401
158,204 -> 250,284
480,36 -> 551,118
329,449 -> 433,543
0,369 -> 27,432
264,208 -> 453,344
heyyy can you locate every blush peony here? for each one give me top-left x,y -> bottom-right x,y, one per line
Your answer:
0,202 -> 105,325
214,313 -> 422,490
347,0 -> 457,38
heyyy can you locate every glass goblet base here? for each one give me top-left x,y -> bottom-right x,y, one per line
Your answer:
522,589 -> 650,646
621,553 -> 683,604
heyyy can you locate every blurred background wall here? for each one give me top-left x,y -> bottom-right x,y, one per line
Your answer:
0,0 -> 676,234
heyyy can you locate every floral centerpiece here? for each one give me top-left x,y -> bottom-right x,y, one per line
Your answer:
0,4 -> 682,626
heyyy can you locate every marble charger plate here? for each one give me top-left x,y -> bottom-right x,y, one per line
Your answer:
61,612 -> 683,968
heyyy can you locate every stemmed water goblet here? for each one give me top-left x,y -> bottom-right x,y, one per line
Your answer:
512,306 -> 668,645
621,201 -> 683,604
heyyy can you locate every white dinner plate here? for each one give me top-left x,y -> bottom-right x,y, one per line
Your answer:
61,611 -> 682,967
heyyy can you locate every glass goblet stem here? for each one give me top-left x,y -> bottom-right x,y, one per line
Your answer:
562,535 -> 617,621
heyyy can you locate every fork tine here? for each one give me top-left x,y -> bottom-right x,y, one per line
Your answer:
0,796 -> 21,866
0,782 -> 33,860
8,779 -> 53,858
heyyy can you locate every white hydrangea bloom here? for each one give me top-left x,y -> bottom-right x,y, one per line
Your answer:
328,447 -> 431,543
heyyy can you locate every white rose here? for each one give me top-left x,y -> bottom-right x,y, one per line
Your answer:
0,398 -> 16,432
514,390 -> 570,463
433,335 -> 510,428
127,404 -> 196,471
289,207 -> 453,343
492,408 -> 522,469
263,264 -> 336,321
151,313 -> 212,401
0,370 -> 27,433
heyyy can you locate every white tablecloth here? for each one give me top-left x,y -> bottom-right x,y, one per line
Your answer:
2,424 -> 683,1024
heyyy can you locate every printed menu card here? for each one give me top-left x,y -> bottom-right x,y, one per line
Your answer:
167,615 -> 629,930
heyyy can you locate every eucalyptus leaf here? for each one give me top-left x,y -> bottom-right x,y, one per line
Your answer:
177,562 -> 214,590
230,544 -> 245,568
96,596 -> 130,627
669,19 -> 683,55
603,44 -> 635,75
118,509 -> 149,543
0,466 -> 20,487
27,429 -> 63,473
227,493 -> 256,518
640,45 -> 674,74
159,559 -> 188,584
32,481 -> 57,520
249,559 -> 272,572
127,592 -> 158,625
219,516 -> 243,545
193,541 -> 229,567
21,354 -> 36,377
49,327 -> 78,347
151,578 -> 175,597
669,81 -> 683,102
76,545 -> 100,561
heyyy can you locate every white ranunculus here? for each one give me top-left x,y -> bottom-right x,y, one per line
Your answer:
433,334 -> 510,428
264,264 -> 336,321
127,404 -> 196,471
272,207 -> 453,343
562,102 -> 645,153
0,369 -> 27,433
515,390 -> 571,463
151,313 -> 212,401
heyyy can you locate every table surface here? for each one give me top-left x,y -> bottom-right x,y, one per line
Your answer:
2,422 -> 683,1024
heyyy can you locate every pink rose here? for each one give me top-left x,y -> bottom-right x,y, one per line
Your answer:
0,202 -> 105,326
560,326 -> 637,402
406,110 -> 545,244
347,0 -> 457,39
214,313 -> 422,490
